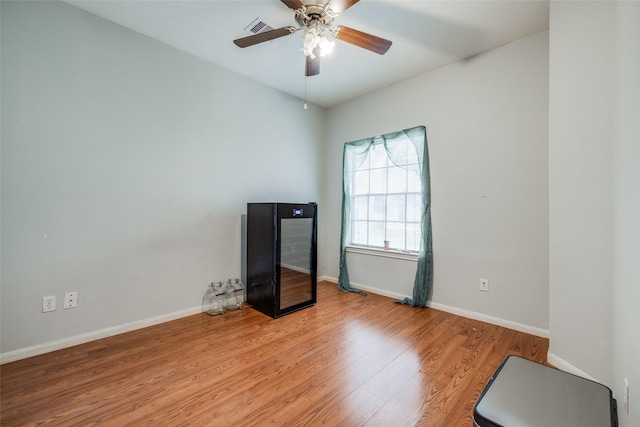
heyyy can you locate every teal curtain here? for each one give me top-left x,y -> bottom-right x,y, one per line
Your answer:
337,126 -> 432,307
337,138 -> 371,296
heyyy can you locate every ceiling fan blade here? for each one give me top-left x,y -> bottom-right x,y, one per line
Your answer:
280,0 -> 304,10
233,27 -> 296,48
333,26 -> 392,55
306,54 -> 320,77
329,0 -> 360,14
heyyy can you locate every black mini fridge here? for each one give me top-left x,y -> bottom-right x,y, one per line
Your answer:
246,202 -> 317,318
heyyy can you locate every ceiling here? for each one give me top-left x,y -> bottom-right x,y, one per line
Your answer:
64,0 -> 550,108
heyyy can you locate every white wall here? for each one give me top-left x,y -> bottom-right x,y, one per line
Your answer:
324,32 -> 550,333
549,2 -> 640,425
612,3 -> 640,425
548,0 -> 614,385
0,1 -> 324,358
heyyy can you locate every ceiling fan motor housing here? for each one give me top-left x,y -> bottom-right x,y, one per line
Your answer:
295,4 -> 335,30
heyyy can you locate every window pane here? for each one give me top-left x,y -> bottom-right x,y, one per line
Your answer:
354,170 -> 369,195
358,154 -> 370,169
406,145 -> 419,165
406,222 -> 421,252
346,135 -> 424,252
369,145 -> 387,168
388,167 -> 407,193
387,194 -> 405,221
408,170 -> 421,192
352,196 -> 368,220
386,222 -> 406,250
369,195 -> 385,221
370,168 -> 386,194
388,141 -> 409,166
368,221 -> 385,247
352,220 -> 368,246
407,194 -> 422,222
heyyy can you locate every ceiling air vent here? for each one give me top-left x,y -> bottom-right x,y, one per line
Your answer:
244,17 -> 274,35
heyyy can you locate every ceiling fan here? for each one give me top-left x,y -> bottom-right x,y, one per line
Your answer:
233,0 -> 392,77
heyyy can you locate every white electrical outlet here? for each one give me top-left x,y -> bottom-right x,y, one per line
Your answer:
64,291 -> 78,309
480,279 -> 489,292
42,296 -> 56,312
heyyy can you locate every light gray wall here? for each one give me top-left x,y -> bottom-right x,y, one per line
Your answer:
612,4 -> 640,425
549,2 -> 640,425
548,0 -> 613,385
324,32 -> 550,332
1,1 -> 324,354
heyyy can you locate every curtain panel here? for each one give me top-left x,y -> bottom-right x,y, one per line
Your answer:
337,125 -> 433,307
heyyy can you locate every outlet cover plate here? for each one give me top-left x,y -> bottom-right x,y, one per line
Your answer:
64,291 -> 78,309
43,296 -> 56,312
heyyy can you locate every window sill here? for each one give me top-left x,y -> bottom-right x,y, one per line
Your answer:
345,245 -> 418,262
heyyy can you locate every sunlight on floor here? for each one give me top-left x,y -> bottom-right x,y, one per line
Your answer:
342,321 -> 426,424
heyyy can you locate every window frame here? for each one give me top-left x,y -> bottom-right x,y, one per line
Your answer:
345,244 -> 419,261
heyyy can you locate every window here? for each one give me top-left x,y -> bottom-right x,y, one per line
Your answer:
338,126 -> 432,305
347,138 -> 422,252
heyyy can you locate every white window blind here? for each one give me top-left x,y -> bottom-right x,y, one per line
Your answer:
348,141 -> 422,252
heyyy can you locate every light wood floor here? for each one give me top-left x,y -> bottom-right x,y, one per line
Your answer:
1,281 -> 548,426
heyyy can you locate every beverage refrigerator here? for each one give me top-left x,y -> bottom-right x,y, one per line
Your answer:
245,202 -> 317,318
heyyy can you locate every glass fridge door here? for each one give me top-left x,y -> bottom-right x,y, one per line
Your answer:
279,217 -> 314,310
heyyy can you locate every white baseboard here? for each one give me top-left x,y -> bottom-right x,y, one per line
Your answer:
0,306 -> 203,365
322,276 -> 549,338
546,351 -> 597,381
318,275 -> 332,283
2,278 -> 550,364
2,277 -> 334,364
426,301 -> 549,338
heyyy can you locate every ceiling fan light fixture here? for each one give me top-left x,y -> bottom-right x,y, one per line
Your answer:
317,34 -> 335,57
302,27 -> 334,59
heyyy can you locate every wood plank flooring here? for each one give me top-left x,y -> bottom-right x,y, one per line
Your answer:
0,281 -> 548,426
